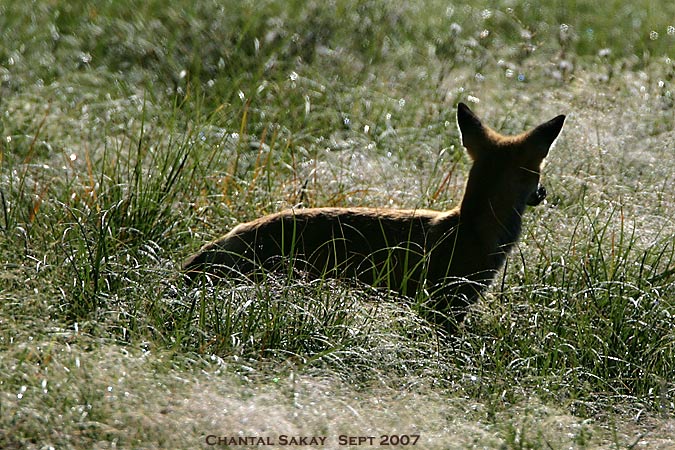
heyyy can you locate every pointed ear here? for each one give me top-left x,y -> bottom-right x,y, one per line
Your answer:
527,114 -> 566,158
456,102 -> 487,159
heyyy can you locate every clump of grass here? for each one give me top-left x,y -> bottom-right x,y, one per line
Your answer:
172,275 -> 438,367
52,103 -> 199,319
176,276 -> 372,358
462,200 -> 675,415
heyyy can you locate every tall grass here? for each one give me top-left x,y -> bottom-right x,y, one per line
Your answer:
463,200 -> 675,414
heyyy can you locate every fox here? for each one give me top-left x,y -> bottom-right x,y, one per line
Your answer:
183,102 -> 566,333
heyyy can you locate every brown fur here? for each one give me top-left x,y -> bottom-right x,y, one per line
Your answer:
183,103 -> 566,332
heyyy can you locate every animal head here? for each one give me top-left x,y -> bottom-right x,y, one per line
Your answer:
456,102 -> 566,212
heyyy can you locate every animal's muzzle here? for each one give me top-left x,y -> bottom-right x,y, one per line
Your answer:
527,184 -> 547,206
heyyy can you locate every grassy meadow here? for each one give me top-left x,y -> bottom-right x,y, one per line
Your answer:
1,0 -> 675,448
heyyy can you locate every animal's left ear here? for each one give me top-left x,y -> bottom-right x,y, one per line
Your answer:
456,102 -> 489,160
527,114 -> 566,158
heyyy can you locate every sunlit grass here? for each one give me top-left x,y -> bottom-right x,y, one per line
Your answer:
1,0 -> 675,448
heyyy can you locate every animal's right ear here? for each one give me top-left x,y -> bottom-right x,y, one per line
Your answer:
527,114 -> 566,159
456,102 -> 486,159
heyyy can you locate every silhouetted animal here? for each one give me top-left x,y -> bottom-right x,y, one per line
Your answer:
183,103 -> 566,332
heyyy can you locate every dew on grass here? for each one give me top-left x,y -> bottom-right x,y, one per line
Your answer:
17,385 -> 26,399
559,23 -> 571,42
559,60 -> 574,72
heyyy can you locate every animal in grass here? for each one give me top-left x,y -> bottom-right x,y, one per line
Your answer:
183,103 -> 566,333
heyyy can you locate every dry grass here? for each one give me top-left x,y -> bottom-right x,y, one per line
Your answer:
3,334 -> 673,449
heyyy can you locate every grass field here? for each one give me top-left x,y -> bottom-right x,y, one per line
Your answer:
1,0 -> 675,448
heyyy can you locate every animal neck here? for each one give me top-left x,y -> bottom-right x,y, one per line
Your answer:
458,184 -> 526,254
